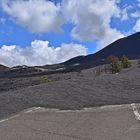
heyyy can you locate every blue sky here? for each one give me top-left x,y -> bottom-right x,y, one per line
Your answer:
0,11 -> 96,54
0,0 -> 140,66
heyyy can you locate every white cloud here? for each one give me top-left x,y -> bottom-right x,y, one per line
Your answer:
97,28 -> 123,50
131,11 -> 140,18
120,8 -> 129,21
134,19 -> 140,32
131,5 -> 140,32
119,5 -> 134,21
62,0 -> 124,48
0,0 -> 126,50
1,0 -> 63,34
132,12 -> 140,32
0,40 -> 87,67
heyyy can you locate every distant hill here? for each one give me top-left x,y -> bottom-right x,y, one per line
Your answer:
62,32 -> 140,68
1,32 -> 140,77
0,64 -> 9,72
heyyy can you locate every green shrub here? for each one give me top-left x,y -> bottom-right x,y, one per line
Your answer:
107,55 -> 122,73
121,55 -> 131,68
40,76 -> 50,84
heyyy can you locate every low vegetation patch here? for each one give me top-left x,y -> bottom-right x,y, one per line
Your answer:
107,55 -> 122,73
121,55 -> 131,68
40,76 -> 51,84
107,55 -> 131,74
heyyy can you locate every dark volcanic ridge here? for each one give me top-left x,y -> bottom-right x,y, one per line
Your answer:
63,32 -> 140,67
1,32 -> 140,78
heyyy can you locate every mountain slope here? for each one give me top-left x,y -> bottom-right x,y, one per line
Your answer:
1,32 -> 140,77
1,60 -> 140,119
0,64 -> 9,72
63,32 -> 140,68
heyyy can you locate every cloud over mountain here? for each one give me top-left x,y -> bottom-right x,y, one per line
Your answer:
1,0 -> 139,66
0,40 -> 87,67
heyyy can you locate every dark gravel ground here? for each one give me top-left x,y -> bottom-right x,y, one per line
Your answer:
0,60 -> 140,119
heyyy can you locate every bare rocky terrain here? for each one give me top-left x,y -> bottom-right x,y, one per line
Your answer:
1,32 -> 140,120
0,60 -> 140,120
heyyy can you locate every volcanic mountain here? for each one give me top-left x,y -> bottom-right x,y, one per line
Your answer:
1,32 -> 140,77
62,32 -> 140,68
1,32 -> 140,120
